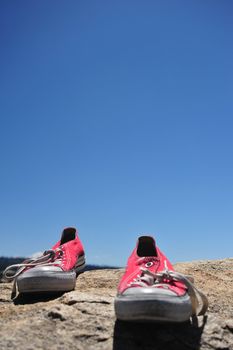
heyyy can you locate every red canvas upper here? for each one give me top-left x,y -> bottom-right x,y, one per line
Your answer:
51,227 -> 85,271
118,236 -> 187,296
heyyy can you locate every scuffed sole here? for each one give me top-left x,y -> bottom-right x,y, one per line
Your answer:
114,293 -> 192,323
16,259 -> 85,294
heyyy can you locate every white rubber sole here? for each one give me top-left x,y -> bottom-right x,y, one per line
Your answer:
114,292 -> 192,322
16,257 -> 85,293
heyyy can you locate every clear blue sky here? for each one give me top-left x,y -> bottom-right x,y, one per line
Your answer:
0,1 -> 232,266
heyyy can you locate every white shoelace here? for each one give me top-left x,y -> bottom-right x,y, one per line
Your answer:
129,268 -> 208,316
2,249 -> 64,300
2,249 -> 63,281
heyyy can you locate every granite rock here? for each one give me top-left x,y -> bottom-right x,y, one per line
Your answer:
0,260 -> 233,350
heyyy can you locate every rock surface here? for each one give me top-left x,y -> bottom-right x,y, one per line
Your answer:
0,259 -> 233,350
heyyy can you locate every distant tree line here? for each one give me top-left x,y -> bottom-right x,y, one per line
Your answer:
0,257 -> 24,272
0,257 -> 119,282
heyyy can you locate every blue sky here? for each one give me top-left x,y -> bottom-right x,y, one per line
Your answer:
0,1 -> 232,266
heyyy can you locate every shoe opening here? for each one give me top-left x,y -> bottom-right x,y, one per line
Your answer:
137,236 -> 157,257
60,227 -> 76,245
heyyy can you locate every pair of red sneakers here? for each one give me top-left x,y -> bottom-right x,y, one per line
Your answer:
3,227 -> 208,322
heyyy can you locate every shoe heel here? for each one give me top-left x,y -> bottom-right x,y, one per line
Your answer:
75,255 -> 86,275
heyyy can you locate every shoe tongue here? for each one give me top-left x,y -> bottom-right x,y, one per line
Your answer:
137,236 -> 157,257
60,227 -> 76,245
137,256 -> 158,267
142,256 -> 157,262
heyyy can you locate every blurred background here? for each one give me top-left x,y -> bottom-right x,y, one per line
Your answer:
0,0 -> 232,266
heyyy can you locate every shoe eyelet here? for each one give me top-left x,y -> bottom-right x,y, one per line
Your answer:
145,262 -> 153,268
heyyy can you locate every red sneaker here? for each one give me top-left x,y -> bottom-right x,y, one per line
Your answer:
3,227 -> 85,296
115,236 -> 208,322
